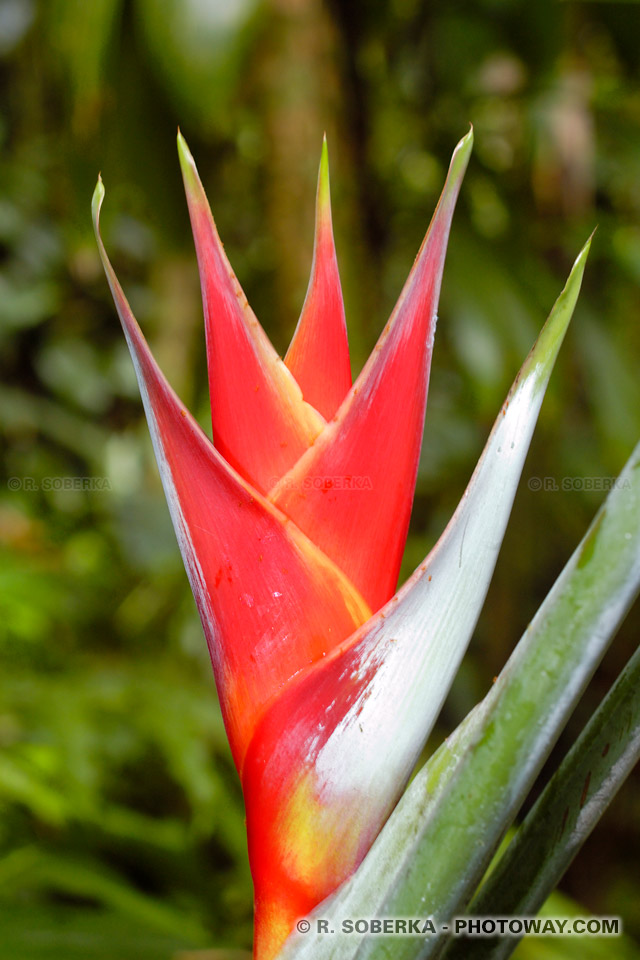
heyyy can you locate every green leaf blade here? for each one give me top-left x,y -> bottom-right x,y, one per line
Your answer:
444,643 -> 640,960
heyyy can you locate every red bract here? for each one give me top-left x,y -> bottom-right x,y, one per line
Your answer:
93,128 -> 473,959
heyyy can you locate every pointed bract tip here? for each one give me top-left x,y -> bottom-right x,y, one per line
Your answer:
580,227 -> 596,259
176,127 -> 191,162
177,129 -> 199,183
91,176 -> 105,230
429,127 -> 473,218
317,135 -> 331,215
450,124 -> 474,171
563,231 -> 592,296
523,235 -> 592,387
176,130 -> 205,207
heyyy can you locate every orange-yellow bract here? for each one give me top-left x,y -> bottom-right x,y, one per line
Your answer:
93,128 -> 473,959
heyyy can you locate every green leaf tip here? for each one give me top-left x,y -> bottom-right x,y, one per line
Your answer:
434,125 -> 473,216
177,129 -> 190,163
91,176 -> 105,233
176,129 -> 200,193
317,133 -> 331,217
521,233 -> 592,390
451,123 -> 474,170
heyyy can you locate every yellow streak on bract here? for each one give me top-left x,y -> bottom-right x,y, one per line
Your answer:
277,773 -> 362,891
258,901 -> 296,960
288,525 -> 373,629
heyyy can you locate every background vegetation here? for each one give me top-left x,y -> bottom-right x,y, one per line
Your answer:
1,0 -> 639,957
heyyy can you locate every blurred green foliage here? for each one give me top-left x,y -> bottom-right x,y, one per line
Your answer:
0,0 -> 639,957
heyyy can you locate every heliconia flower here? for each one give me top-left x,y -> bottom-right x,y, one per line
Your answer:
92,127 -> 588,960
